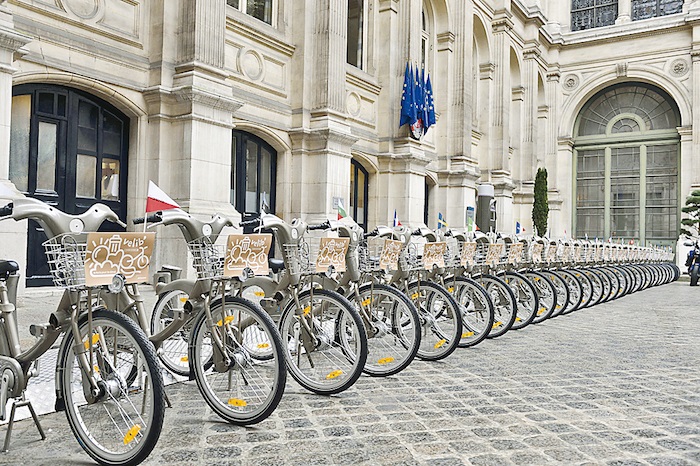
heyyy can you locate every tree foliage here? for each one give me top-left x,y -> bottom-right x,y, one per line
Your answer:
532,168 -> 549,237
681,189 -> 700,237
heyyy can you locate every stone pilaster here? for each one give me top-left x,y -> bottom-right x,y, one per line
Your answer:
311,0 -> 348,114
490,12 -> 513,175
521,45 -> 540,182
616,0 -> 632,24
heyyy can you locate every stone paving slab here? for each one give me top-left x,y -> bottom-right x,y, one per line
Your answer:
1,280 -> 699,465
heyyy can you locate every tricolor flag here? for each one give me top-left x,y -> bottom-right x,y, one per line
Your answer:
337,199 -> 347,220
146,181 -> 180,213
393,209 -> 402,227
516,222 -> 521,234
437,212 -> 448,230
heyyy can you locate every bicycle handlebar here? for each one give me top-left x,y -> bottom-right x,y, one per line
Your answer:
307,220 -> 331,231
133,212 -> 163,225
239,218 -> 261,228
364,228 -> 379,239
411,229 -> 422,236
0,202 -> 13,218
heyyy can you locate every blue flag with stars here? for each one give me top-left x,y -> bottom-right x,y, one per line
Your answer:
425,72 -> 436,129
400,63 -> 417,127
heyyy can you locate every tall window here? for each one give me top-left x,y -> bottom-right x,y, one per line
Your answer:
231,131 -> 277,214
632,0 -> 683,21
226,0 -> 274,25
421,8 -> 431,70
347,0 -> 364,69
350,159 -> 369,231
571,0 -> 618,31
574,83 -> 680,245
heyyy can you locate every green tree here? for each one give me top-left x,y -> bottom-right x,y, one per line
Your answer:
532,168 -> 549,236
681,189 -> 700,237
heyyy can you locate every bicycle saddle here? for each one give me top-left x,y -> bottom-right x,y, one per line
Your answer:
0,260 -> 19,279
269,258 -> 285,273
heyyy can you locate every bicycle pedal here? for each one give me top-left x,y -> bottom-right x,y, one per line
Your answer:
29,324 -> 49,338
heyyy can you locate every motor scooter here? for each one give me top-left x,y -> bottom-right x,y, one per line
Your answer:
684,239 -> 700,286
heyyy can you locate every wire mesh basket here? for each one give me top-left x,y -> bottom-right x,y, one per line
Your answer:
43,234 -> 87,289
505,242 -> 524,266
545,243 -> 559,264
358,238 -> 405,272
188,237 -> 225,279
283,237 -> 351,275
528,242 -> 545,265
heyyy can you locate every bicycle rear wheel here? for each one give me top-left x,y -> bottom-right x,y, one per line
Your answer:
190,296 -> 286,425
523,271 -> 557,323
58,308 -> 165,466
502,271 -> 538,330
540,271 -> 570,318
279,288 -> 368,395
557,269 -> 584,314
151,288 -> 192,376
474,274 -> 517,338
350,283 -> 420,376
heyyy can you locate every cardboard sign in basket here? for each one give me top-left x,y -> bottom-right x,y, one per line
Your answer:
379,239 -> 404,271
460,242 -> 477,266
225,234 -> 273,277
85,232 -> 155,286
485,243 -> 505,266
423,242 -> 447,269
508,243 -> 523,264
532,243 -> 544,263
315,237 -> 350,273
546,244 -> 558,262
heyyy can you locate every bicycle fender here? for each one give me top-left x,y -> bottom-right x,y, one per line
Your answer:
156,279 -> 196,296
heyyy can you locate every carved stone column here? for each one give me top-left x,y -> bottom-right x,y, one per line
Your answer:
311,0 -> 347,114
490,13 -> 512,176
521,45 -> 540,182
616,0 -> 632,24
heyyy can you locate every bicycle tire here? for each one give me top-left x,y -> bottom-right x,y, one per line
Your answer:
474,274 -> 517,338
501,271 -> 539,330
522,271 -> 557,323
540,270 -> 570,318
279,288 -> 368,395
151,289 -> 192,377
569,268 -> 593,310
189,295 -> 286,425
58,308 -> 165,466
557,269 -> 584,315
448,276 -> 494,348
348,283 -> 420,376
405,280 -> 462,360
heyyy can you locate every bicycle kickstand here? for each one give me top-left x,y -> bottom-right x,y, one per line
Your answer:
3,391 -> 46,452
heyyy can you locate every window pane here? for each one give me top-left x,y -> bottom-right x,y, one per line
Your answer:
38,92 -> 54,114
245,141 -> 258,212
231,136 -> 238,205
247,0 -> 272,24
103,111 -> 123,156
259,148 -> 272,211
76,154 -> 96,198
101,159 -> 120,200
227,0 -> 240,8
349,167 -> 355,214
347,0 -> 363,68
10,95 -> 31,192
357,169 -> 365,225
78,101 -> 98,152
37,122 -> 57,192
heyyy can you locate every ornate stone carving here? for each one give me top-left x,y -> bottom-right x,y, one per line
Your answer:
562,74 -> 579,91
63,0 -> 104,20
616,62 -> 628,78
346,92 -> 361,117
239,48 -> 264,81
670,58 -> 689,77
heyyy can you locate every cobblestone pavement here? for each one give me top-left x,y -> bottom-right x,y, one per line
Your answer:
2,280 -> 699,466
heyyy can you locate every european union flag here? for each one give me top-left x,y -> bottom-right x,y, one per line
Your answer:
415,66 -> 425,126
400,63 -> 417,127
425,72 -> 436,130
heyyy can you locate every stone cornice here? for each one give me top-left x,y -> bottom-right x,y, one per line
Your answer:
225,16 -> 295,57
511,0 -> 547,29
346,66 -> 381,96
0,24 -> 32,52
561,14 -> 688,48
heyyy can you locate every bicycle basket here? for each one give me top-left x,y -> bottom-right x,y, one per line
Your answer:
283,237 -> 350,275
188,237 -> 225,279
43,234 -> 87,289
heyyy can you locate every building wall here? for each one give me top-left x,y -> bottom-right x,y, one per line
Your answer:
0,0 -> 697,285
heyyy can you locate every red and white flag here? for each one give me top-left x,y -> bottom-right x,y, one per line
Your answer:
146,181 -> 180,212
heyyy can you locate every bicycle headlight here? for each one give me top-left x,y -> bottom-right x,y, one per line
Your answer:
108,274 -> 126,294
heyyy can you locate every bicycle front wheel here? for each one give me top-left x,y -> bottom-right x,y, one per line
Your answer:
350,283 -> 420,377
502,271 -> 539,330
279,288 -> 368,395
190,296 -> 286,425
59,308 -> 165,466
151,288 -> 192,377
449,277 -> 494,348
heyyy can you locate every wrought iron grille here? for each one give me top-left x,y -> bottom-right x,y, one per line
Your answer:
572,0 -> 618,31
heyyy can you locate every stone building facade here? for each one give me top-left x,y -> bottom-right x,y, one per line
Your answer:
0,0 -> 697,288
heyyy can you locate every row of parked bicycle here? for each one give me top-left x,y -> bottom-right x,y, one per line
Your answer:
0,197 -> 677,465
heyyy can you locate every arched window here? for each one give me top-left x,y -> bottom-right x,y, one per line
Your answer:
571,0 -> 618,31
231,131 -> 277,214
10,84 -> 129,286
347,0 -> 365,69
573,83 -> 680,245
421,5 -> 433,71
632,0 -> 683,21
350,159 -> 369,231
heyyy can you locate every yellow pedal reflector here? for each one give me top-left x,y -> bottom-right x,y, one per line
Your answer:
123,425 -> 142,445
257,343 -> 270,349
377,357 -> 395,365
411,292 -> 420,300
534,277 -> 540,281
493,321 -> 503,329
434,339 -> 447,349
179,296 -> 189,303
515,317 -> 522,322
326,370 -> 343,379
227,398 -> 247,407
537,308 -> 546,316
254,291 -> 265,297
180,356 -> 189,363
448,287 -> 454,293
93,365 -> 100,373
303,306 -> 311,316
84,334 -> 100,350
361,298 -> 371,307
217,315 -> 235,327
556,305 -> 562,309
462,332 -> 475,338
